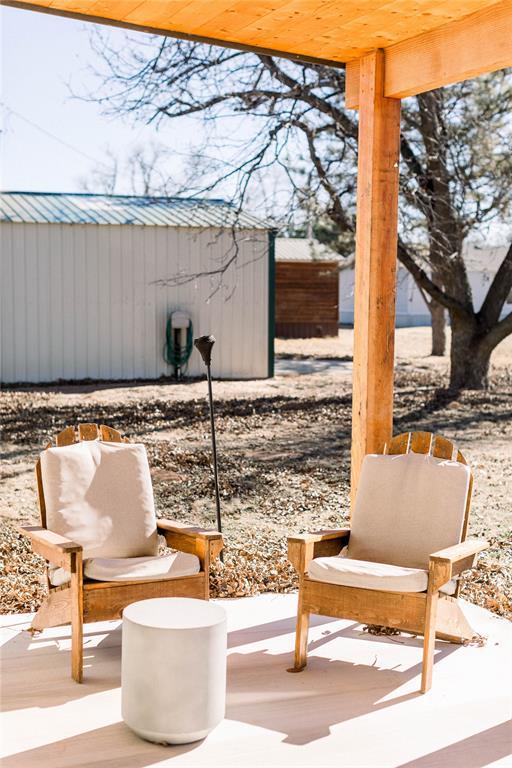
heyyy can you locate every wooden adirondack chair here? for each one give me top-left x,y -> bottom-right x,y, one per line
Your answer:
20,423 -> 223,682
288,431 -> 488,693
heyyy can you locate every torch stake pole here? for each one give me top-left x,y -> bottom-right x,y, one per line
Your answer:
206,363 -> 223,562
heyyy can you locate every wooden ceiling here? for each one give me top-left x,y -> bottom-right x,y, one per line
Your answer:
3,1 -> 506,65
4,0 -> 512,97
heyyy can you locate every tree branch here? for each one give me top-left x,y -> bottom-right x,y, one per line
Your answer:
397,239 -> 473,318
477,241 -> 512,330
479,311 -> 512,354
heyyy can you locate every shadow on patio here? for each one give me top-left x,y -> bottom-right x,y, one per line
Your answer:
2,594 -> 509,767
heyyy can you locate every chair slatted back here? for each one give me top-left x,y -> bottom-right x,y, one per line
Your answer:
35,424 -> 128,528
382,431 -> 473,542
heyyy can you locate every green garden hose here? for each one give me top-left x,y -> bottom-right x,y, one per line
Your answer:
163,316 -> 194,374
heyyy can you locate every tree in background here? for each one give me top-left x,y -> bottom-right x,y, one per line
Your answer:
89,35 -> 512,389
79,142 -> 182,196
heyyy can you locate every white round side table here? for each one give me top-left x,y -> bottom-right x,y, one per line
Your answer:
122,597 -> 227,744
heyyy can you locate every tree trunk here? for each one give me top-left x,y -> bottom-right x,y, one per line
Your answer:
449,314 -> 491,390
430,300 -> 446,356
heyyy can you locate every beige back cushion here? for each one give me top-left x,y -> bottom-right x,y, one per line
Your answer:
348,451 -> 471,569
41,441 -> 158,559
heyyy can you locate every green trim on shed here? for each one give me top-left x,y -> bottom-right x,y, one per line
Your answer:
268,230 -> 276,377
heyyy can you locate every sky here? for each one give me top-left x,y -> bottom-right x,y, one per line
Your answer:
0,6 -> 200,194
0,7 -> 509,244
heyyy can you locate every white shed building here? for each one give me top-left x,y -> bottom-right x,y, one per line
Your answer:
0,192 -> 273,383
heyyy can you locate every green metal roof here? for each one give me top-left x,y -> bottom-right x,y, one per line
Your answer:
0,191 -> 268,229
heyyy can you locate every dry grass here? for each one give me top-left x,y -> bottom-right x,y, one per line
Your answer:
275,326 -> 512,370
1,523 -> 509,619
1,328 -> 511,620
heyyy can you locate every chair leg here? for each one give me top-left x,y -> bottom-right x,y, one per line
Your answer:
292,590 -> 310,672
421,588 -> 439,693
70,552 -> 84,683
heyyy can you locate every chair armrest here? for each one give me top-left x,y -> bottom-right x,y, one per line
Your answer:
288,529 -> 350,573
428,537 -> 489,591
156,519 -> 224,565
18,525 -> 82,570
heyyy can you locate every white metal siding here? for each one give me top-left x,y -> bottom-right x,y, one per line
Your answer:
1,222 -> 269,382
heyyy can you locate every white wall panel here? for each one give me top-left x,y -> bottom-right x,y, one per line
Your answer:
338,263 -> 509,328
1,224 -> 14,380
0,222 -> 269,382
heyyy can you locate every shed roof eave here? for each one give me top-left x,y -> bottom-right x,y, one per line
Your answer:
0,192 -> 270,230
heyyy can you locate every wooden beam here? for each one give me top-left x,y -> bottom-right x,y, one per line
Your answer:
387,0 -> 512,99
345,1 -> 512,109
345,60 -> 361,110
350,50 -> 400,506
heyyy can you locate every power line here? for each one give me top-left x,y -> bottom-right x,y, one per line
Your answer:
0,102 -> 112,170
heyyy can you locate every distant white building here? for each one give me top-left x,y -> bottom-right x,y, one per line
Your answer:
339,243 -> 510,326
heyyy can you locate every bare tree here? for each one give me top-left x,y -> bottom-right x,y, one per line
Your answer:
79,146 -> 119,195
88,34 -> 512,389
80,142 -> 185,196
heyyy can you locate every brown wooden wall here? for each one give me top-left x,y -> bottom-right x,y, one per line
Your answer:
275,261 -> 339,338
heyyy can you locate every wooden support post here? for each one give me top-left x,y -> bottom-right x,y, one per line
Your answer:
350,49 -> 401,506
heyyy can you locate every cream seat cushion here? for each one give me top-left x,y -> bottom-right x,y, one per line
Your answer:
49,552 -> 200,587
307,555 -> 456,595
41,440 -> 158,560
348,451 -> 471,569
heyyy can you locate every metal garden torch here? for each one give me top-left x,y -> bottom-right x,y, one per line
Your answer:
194,335 -> 223,561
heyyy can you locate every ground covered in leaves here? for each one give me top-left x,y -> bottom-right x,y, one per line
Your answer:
1,359 -> 511,620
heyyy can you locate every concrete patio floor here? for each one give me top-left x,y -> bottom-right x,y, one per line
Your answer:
1,593 -> 510,768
